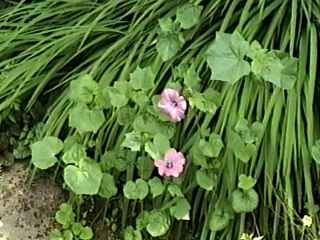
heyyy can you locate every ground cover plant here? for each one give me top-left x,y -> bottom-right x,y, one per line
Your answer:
0,0 -> 320,239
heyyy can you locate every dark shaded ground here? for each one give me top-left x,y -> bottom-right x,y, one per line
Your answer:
0,163 -> 65,240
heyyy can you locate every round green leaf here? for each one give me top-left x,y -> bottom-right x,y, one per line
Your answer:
169,197 -> 191,220
79,226 -> 93,240
146,211 -> 170,237
156,33 -> 183,61
231,189 -> 259,213
48,229 -> 63,240
107,87 -> 129,108
72,222 -> 82,235
55,203 -> 75,229
148,177 -> 165,198
238,174 -> 256,190
100,150 -> 127,172
209,208 -> 232,232
206,31 -> 250,83
176,3 -> 203,29
168,184 -> 183,197
123,179 -> 149,200
129,66 -> 155,91
159,17 -> 174,33
64,159 -> 103,195
117,106 -> 136,126
62,230 -> 73,240
121,131 -> 142,152
196,169 -> 215,191
69,104 -> 105,133
62,143 -> 86,165
124,226 -> 142,240
31,136 -> 63,169
137,156 -> 154,179
69,74 -> 98,104
98,173 -> 118,199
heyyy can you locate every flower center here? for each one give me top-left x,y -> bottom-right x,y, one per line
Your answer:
166,160 -> 174,169
171,100 -> 178,107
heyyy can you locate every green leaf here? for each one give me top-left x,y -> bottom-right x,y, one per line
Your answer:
136,212 -> 151,230
238,174 -> 256,190
107,86 -> 129,108
98,173 -> 118,199
251,51 -> 283,86
64,159 -> 103,195
209,207 -> 233,232
170,197 -> 191,220
129,66 -> 155,91
79,226 -> 93,240
146,211 -> 170,237
49,229 -> 64,240
206,31 -> 250,83
209,133 -> 224,156
231,189 -> 259,213
137,156 -> 154,179
94,88 -> 112,109
279,56 -> 298,89
55,203 -> 75,229
250,49 -> 298,89
157,33 -> 184,61
131,91 -> 149,107
62,230 -> 73,240
159,17 -> 174,33
229,131 -> 256,163
72,222 -> 82,235
121,131 -> 142,152
148,177 -> 165,198
63,135 -> 81,152
311,140 -> 320,164
183,64 -> 201,90
123,179 -> 149,200
235,118 -> 257,144
168,184 -> 183,197
145,141 -> 160,160
145,133 -> 170,160
191,141 -> 209,168
31,136 -> 63,169
100,150 -> 128,172
196,169 -> 215,191
117,106 -> 136,126
62,143 -> 86,165
133,114 -> 174,138
69,104 -> 105,133
199,137 -> 223,159
189,88 -> 221,113
69,74 -> 98,104
176,4 -> 203,29
124,226 -> 142,240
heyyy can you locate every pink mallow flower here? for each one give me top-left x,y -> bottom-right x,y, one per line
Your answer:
158,88 -> 187,123
154,149 -> 186,177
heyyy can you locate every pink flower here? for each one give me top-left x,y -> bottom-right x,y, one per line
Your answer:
154,149 -> 186,177
158,88 -> 187,123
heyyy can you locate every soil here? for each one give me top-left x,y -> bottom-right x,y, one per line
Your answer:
0,163 -> 66,240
